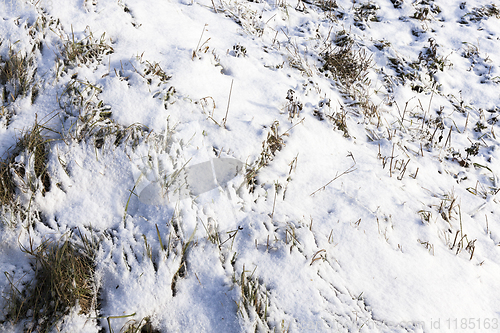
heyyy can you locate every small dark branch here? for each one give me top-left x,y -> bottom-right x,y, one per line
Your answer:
464,112 -> 470,132
397,159 -> 411,180
451,230 -> 460,249
466,239 -> 476,260
389,143 -> 395,177
411,167 -> 419,179
444,126 -> 453,147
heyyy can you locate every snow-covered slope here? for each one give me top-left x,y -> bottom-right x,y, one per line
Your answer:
1,0 -> 500,332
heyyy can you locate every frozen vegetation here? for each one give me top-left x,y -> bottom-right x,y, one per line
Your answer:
1,0 -> 500,332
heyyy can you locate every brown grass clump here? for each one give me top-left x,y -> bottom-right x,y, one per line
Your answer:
0,47 -> 37,106
321,40 -> 372,90
3,233 -> 98,332
0,160 -> 15,206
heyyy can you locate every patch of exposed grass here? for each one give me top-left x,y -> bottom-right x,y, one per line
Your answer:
59,79 -> 147,148
320,37 -> 379,122
0,160 -> 16,206
384,39 -> 450,94
17,120 -> 52,194
0,46 -> 38,108
0,118 -> 52,206
418,38 -> 451,75
127,56 -> 176,110
59,27 -> 114,69
308,0 -> 344,21
285,40 -> 314,77
245,121 -> 288,192
327,106 -> 350,137
220,0 -> 265,37
235,266 -> 272,332
143,60 -> 172,84
171,226 -> 196,297
3,232 -> 99,332
410,0 -> 441,21
284,89 -> 303,121
461,3 -> 500,23
321,39 -> 372,92
353,1 -> 380,29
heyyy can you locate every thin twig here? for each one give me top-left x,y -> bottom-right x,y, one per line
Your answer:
310,249 -> 326,265
464,112 -> 470,132
398,159 -> 411,180
411,167 -> 419,179
389,143 -> 395,177
210,0 -> 218,13
222,79 -> 234,129
192,24 -> 208,60
283,117 -> 305,135
310,163 -> 357,196
444,125 -> 453,147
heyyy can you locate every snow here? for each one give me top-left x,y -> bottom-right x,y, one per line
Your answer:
1,0 -> 500,332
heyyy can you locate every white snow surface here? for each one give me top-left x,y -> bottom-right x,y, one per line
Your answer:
1,0 -> 500,332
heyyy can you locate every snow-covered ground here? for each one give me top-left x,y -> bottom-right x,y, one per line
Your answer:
1,0 -> 500,332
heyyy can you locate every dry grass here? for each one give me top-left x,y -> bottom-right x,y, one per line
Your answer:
321,40 -> 372,91
0,118 -> 51,206
321,38 -> 379,122
0,160 -> 15,206
3,232 -> 99,332
245,121 -> 288,192
59,79 -> 147,147
461,3 -> 500,23
0,48 -> 36,101
60,28 -> 113,68
235,266 -> 273,332
18,120 -> 51,194
171,227 -> 196,297
0,46 -> 38,112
